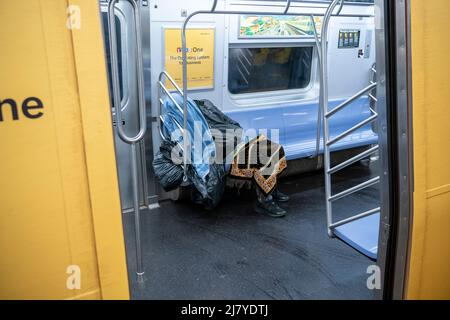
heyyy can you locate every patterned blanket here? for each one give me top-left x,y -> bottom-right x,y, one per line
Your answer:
229,135 -> 287,195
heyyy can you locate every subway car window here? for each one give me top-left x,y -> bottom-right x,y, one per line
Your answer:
228,46 -> 313,94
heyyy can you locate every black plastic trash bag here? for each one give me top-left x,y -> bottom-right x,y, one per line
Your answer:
155,99 -> 240,209
153,139 -> 225,209
152,140 -> 184,192
195,99 -> 243,163
189,163 -> 226,210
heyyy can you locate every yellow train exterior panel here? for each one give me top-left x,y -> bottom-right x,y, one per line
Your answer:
408,0 -> 450,300
0,0 -> 129,299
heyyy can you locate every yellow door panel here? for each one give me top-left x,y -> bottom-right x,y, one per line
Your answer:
408,0 -> 450,300
0,0 -> 128,299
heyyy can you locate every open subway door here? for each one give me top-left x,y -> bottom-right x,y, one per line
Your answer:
407,0 -> 450,300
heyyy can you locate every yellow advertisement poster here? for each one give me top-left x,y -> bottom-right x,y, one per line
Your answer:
164,28 -> 215,90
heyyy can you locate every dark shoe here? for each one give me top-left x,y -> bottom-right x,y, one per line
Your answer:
254,196 -> 286,218
272,189 -> 290,203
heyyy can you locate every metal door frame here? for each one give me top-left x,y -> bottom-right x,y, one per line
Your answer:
374,0 -> 414,300
140,0 -> 159,209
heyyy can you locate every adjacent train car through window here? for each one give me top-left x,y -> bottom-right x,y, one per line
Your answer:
228,46 -> 313,94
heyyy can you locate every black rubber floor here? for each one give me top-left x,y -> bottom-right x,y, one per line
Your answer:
123,161 -> 379,299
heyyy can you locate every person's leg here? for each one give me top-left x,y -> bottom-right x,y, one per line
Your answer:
272,188 -> 290,202
254,187 -> 286,218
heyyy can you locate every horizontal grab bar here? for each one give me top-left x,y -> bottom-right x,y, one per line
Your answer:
330,207 -> 380,229
329,176 -> 380,203
159,71 -> 184,96
328,145 -> 379,175
158,81 -> 184,115
326,113 -> 377,146
326,82 -> 377,118
159,115 -> 185,144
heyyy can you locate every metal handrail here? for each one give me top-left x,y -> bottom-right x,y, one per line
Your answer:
158,71 -> 186,152
311,0 -> 345,160
319,0 -> 342,237
284,0 -> 292,14
158,72 -> 186,167
337,0 -> 345,15
309,15 -> 322,61
330,207 -> 380,229
325,82 -> 377,118
328,145 -> 379,174
211,0 -> 218,12
329,176 -> 380,202
108,0 -> 146,144
310,14 -> 323,162
158,81 -> 184,114
107,0 -> 146,283
319,0 -> 381,239
180,0 -> 372,174
159,114 -> 185,154
159,70 -> 184,96
326,112 -> 377,146
159,114 -> 184,141
158,72 -> 186,131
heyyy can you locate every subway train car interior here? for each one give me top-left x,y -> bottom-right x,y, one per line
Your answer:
0,0 -> 449,300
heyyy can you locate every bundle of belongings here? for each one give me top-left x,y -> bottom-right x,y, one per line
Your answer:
153,93 -> 288,216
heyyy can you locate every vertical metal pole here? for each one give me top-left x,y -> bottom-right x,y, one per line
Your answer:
131,143 -> 144,283
310,15 -> 323,164
320,0 -> 341,237
337,0 -> 345,15
310,15 -> 322,62
139,140 -> 150,208
181,19 -> 191,180
108,0 -> 147,282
